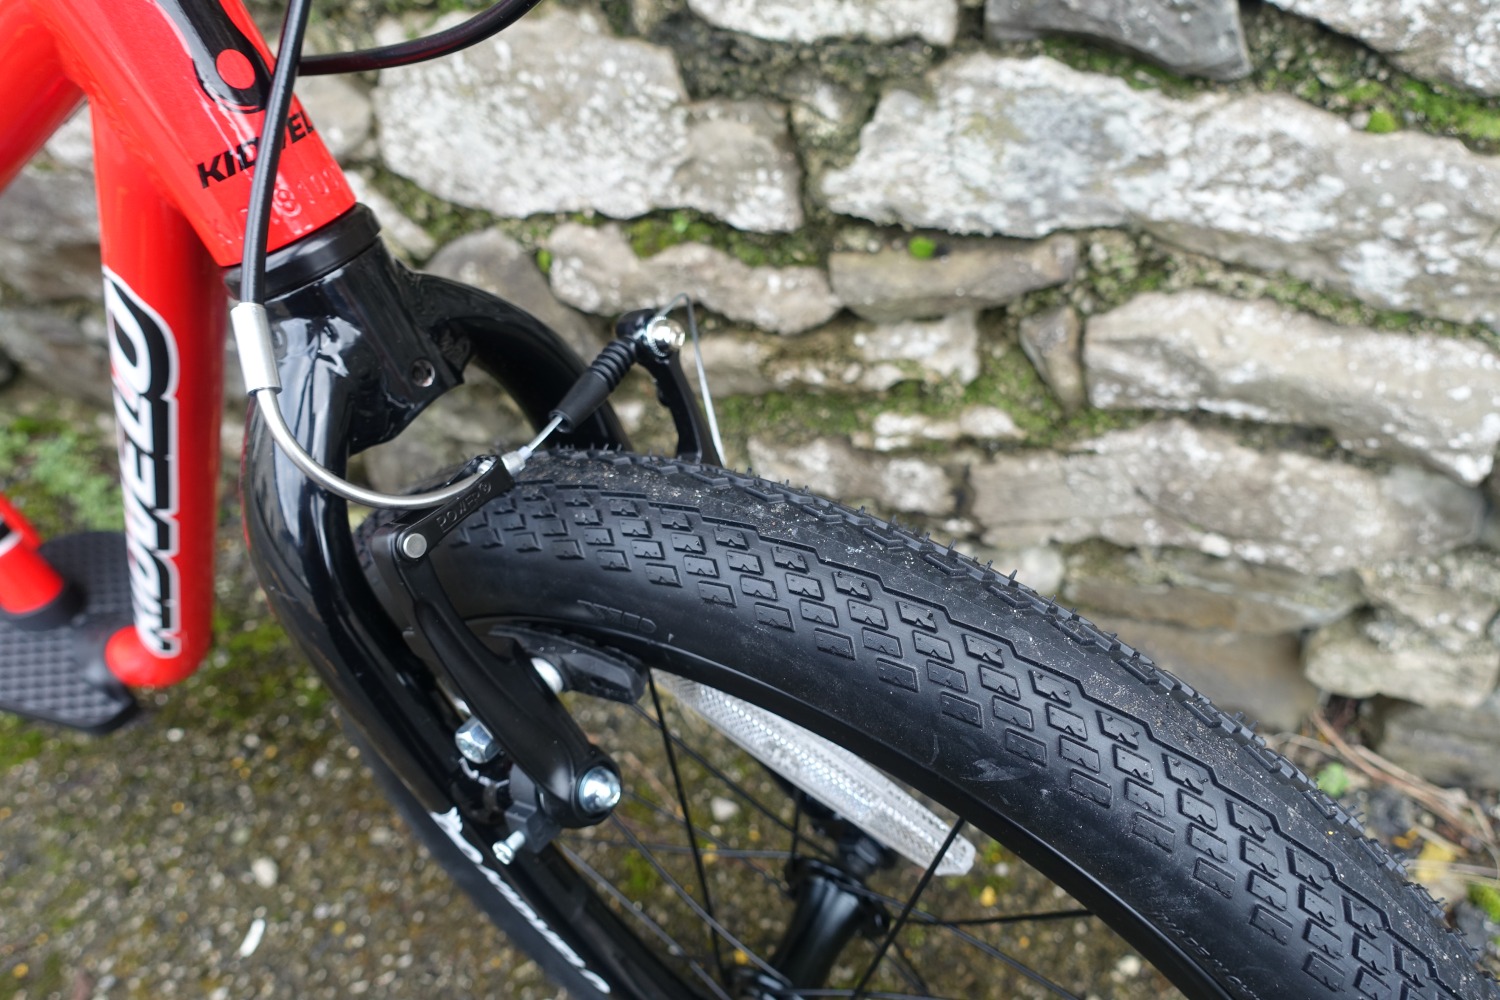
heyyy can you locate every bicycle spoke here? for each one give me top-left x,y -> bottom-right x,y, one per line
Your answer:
573,836 -> 799,862
920,918 -> 1086,1000
834,877 -> 1094,931
774,991 -> 972,1000
579,672 -> 1125,999
611,790 -> 795,898
788,789 -> 804,863
889,942 -> 930,997
609,814 -> 794,991
628,700 -> 836,862
850,819 -> 967,1000
648,672 -> 729,984
557,842 -> 737,1000
936,908 -> 1093,928
587,803 -> 1095,998
829,877 -> 1095,994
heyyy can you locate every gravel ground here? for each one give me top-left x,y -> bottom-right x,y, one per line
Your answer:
0,608 -> 562,1000
0,381 -> 1168,1000
0,384 -> 557,1000
1,380 -> 1494,999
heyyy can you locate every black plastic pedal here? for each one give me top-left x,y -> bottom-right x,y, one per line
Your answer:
0,532 -> 136,733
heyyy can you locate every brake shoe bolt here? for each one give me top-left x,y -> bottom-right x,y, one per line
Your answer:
577,766 -> 622,815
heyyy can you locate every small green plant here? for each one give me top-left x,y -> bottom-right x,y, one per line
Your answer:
1315,762 -> 1351,798
535,248 -> 553,274
1365,109 -> 1399,134
1470,882 -> 1500,924
908,236 -> 938,260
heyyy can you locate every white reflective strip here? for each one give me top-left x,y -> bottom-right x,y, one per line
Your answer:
658,674 -> 976,876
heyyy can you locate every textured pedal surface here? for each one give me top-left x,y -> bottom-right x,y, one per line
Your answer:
0,532 -> 136,733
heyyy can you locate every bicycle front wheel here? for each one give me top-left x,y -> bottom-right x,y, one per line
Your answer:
358,450 -> 1495,1000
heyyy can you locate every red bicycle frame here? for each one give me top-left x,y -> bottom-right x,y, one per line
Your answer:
0,4 -> 678,990
0,0 -> 354,685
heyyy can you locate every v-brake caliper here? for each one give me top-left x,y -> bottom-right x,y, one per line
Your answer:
364,307 -> 715,862
368,304 -> 977,992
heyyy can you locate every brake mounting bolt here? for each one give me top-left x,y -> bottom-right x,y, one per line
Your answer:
400,532 -> 428,559
410,358 -> 436,387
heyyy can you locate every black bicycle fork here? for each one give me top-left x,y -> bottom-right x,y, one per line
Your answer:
239,205 -> 734,996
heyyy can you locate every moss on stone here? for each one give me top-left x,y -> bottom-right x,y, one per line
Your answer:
712,309 -> 1150,457
716,392 -> 812,439
595,0 -> 635,36
365,169 -> 622,257
1214,268 -> 1494,346
716,390 -> 865,453
1241,4 -> 1500,153
1073,231 -> 1177,311
693,213 -> 1499,465
369,163 -> 830,270
1395,78 -> 1500,144
990,5 -> 1500,153
623,209 -> 827,268
365,166 -> 499,246
1063,229 -> 1494,346
1031,37 -> 1207,98
652,10 -> 937,106
960,338 -> 1148,448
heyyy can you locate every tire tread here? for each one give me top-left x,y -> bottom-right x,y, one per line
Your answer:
387,450 -> 1497,1000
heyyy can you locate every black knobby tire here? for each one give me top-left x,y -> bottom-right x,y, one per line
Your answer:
359,450 -> 1496,1000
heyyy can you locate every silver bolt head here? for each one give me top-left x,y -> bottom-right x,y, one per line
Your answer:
410,358 -> 436,388
639,316 -> 686,358
401,532 -> 429,559
493,830 -> 527,865
455,718 -> 500,764
577,766 -> 623,814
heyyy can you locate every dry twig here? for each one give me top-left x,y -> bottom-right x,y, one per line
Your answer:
1303,710 -> 1496,857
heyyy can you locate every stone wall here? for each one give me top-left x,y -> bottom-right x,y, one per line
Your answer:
4,0 -> 1500,785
